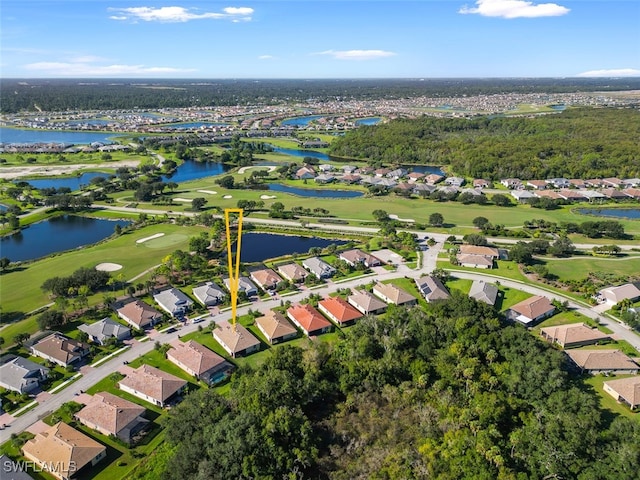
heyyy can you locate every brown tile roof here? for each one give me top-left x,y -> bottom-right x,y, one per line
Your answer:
167,339 -> 227,376
31,333 -> 88,365
456,253 -> 494,267
287,304 -> 332,335
255,310 -> 298,342
250,268 -> 282,289
372,282 -> 417,305
540,323 -> 610,348
277,263 -> 308,282
339,249 -> 381,267
318,297 -> 363,325
117,299 -> 162,328
119,365 -> 186,404
348,289 -> 388,313
22,422 -> 106,478
535,190 -> 563,199
458,245 -> 499,257
75,392 -> 145,437
604,376 -> 640,407
213,320 -> 260,355
600,283 -> 640,304
509,295 -> 555,322
566,350 -> 640,372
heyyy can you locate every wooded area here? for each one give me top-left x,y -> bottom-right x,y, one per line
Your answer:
328,108 -> 640,180
161,294 -> 639,480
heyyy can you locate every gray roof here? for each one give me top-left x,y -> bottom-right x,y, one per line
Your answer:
302,256 -> 336,278
468,280 -> 499,306
192,282 -> 226,306
223,276 -> 258,296
0,455 -> 34,480
0,356 -> 49,392
415,276 -> 450,302
78,318 -> 130,343
153,288 -> 193,315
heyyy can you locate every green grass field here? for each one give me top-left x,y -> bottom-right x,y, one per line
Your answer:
543,255 -> 640,281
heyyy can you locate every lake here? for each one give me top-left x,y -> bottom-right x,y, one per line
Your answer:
270,146 -> 329,161
0,127 -> 122,145
402,165 -> 445,176
355,117 -> 381,126
162,122 -> 229,129
239,232 -> 349,262
20,172 -> 110,191
268,183 -> 364,198
577,208 -> 640,219
280,115 -> 324,127
1,215 -> 131,262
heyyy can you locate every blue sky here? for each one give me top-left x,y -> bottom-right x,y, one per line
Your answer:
1,0 -> 639,78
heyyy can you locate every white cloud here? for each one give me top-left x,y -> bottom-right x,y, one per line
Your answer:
459,0 -> 570,18
315,50 -> 396,61
576,68 -> 640,77
109,6 -> 254,23
258,55 -> 275,60
23,61 -> 195,76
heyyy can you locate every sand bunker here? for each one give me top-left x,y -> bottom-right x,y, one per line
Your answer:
95,263 -> 123,272
223,195 -> 233,199
389,214 -> 415,223
197,190 -> 217,195
172,198 -> 192,202
260,195 -> 277,199
136,233 -> 165,244
237,165 -> 277,174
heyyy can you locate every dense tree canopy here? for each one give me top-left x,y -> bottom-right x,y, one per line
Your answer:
162,294 -> 640,479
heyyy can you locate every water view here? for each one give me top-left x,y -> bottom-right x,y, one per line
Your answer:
239,232 -> 349,263
280,115 -> 324,127
578,208 -> 640,219
355,117 -> 382,126
270,146 -> 329,161
0,127 -> 122,145
1,215 -> 131,262
402,165 -> 446,176
20,172 -> 109,191
268,183 -> 364,198
161,160 -> 230,183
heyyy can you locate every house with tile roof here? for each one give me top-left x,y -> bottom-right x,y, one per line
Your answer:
75,392 -> 148,445
302,256 -> 336,279
415,276 -> 450,303
603,376 -> 640,411
78,318 -> 130,346
347,290 -> 388,315
30,333 -> 90,368
255,310 -> 299,344
372,282 -> 417,307
459,244 -> 500,258
565,350 -> 640,375
118,364 -> 187,408
0,355 -> 49,394
116,299 -> 163,330
339,249 -> 382,268
249,267 -> 283,291
456,253 -> 494,269
277,263 -> 308,283
468,280 -> 499,306
287,303 -> 333,336
507,295 -> 555,325
599,283 -> 640,306
192,281 -> 226,307
540,323 -> 611,349
318,296 -> 363,326
167,339 -> 233,385
22,422 -> 107,480
153,287 -> 193,318
213,320 -> 261,358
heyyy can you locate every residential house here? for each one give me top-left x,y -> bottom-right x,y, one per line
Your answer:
468,280 -> 499,306
473,179 -> 490,189
510,190 -> 536,203
408,172 -> 426,182
30,333 -> 90,368
540,323 -> 610,349
415,276 -> 451,303
302,140 -> 328,148
501,178 -> 523,189
507,295 -> 555,325
535,190 -> 563,200
412,183 -> 437,196
527,180 -> 548,190
565,350 -> 640,375
374,167 -> 391,177
255,310 -> 298,344
426,173 -> 445,185
0,355 -> 49,394
557,189 -> 588,201
295,166 -> 316,180
287,303 -> 333,336
318,296 -> 363,326
371,178 -> 397,189
119,365 -> 187,408
602,177 -> 623,188
339,173 -> 361,184
372,282 -> 417,307
387,168 -> 408,179
302,256 -> 336,279
277,263 -> 308,283
78,318 -> 130,346
546,178 -> 570,189
341,165 -> 357,174
192,282 -> 226,307
22,422 -> 107,480
623,188 -> 640,199
339,249 -> 382,268
569,179 -> 586,189
314,174 -> 335,184
456,244 -> 499,269
599,283 -> 640,306
585,179 -> 604,188
348,290 -> 388,315
116,299 -> 163,330
223,276 -> 258,297
622,178 -> 640,187
153,287 -> 193,318
249,267 -> 283,291
600,188 -> 628,200
74,392 -> 148,445
603,376 -> 640,410
167,339 -> 233,385
445,176 -> 465,187
213,320 -> 260,357
580,190 -> 607,202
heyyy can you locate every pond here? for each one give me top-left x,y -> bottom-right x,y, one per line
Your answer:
577,208 -> 640,219
0,127 -> 122,145
280,115 -> 324,127
1,215 -> 131,262
269,146 -> 329,161
401,165 -> 446,176
268,183 -> 364,198
355,117 -> 382,126
19,172 -> 110,191
239,232 -> 349,262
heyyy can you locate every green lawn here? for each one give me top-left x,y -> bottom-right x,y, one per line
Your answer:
543,255 -> 640,282
582,374 -> 639,422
